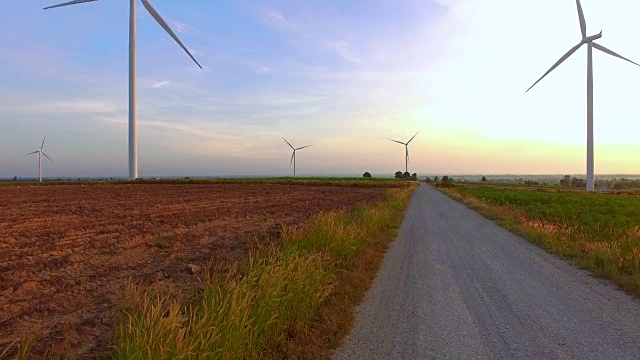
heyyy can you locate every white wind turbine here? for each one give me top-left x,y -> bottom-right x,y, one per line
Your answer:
44,0 -> 202,180
388,132 -> 418,174
282,138 -> 312,177
26,135 -> 54,183
526,0 -> 639,192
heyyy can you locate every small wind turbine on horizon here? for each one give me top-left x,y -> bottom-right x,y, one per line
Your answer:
388,132 -> 418,174
282,138 -> 312,177
43,0 -> 202,180
27,135 -> 54,183
526,0 -> 639,192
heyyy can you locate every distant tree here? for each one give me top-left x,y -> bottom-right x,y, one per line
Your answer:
438,175 -> 454,187
12,176 -> 17,181
403,172 -> 411,180
395,171 -> 403,179
411,173 -> 418,181
363,172 -> 372,178
571,177 -> 586,188
610,178 -> 640,190
481,176 -> 487,182
560,175 -> 571,187
524,180 -> 539,186
425,177 -> 433,183
434,176 -> 440,183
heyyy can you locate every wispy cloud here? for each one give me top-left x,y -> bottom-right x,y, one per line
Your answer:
97,113 -> 281,158
1,97 -> 122,115
323,40 -> 362,64
168,18 -> 196,34
152,80 -> 171,88
259,7 -> 291,29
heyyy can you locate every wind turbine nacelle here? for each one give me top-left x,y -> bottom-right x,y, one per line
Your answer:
585,31 -> 603,42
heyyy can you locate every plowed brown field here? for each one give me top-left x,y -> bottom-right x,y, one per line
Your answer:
0,183 -> 385,357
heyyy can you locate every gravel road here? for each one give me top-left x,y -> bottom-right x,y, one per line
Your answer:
334,183 -> 640,359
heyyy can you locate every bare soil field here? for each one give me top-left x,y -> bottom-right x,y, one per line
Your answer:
0,183 -> 386,357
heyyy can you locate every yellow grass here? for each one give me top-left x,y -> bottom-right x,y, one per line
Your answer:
112,184 -> 416,359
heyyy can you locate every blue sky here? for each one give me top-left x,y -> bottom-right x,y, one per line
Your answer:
1,0 -> 640,177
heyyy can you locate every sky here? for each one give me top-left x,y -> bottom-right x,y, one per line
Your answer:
1,0 -> 640,178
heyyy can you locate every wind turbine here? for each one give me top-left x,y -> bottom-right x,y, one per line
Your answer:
27,135 -> 54,183
388,132 -> 418,174
44,0 -> 202,180
282,138 -> 312,177
526,0 -> 639,192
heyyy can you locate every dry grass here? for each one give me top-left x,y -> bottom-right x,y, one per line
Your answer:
111,185 -> 416,359
0,336 -> 34,360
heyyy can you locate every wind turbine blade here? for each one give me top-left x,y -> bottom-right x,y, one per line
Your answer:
526,42 -> 584,93
41,134 -> 46,150
282,137 -> 295,150
43,0 -> 99,10
593,43 -> 640,67
140,0 -> 203,69
407,132 -> 419,144
387,138 -> 406,145
42,152 -> 55,164
576,0 -> 587,39
26,151 -> 38,155
290,152 -> 295,166
296,145 -> 312,150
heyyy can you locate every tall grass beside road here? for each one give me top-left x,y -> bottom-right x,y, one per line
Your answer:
113,184 -> 416,359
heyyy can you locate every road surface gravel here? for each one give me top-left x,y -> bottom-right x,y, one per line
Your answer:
334,184 -> 640,359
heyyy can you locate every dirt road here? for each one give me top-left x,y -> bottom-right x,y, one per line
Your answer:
335,184 -> 640,359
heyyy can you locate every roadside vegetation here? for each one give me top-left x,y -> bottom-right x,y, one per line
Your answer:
111,183 -> 416,359
438,183 -> 640,295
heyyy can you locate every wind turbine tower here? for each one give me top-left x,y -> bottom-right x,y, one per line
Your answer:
388,132 -> 418,174
526,0 -> 639,192
282,138 -> 312,177
44,0 -> 202,180
27,135 -> 54,182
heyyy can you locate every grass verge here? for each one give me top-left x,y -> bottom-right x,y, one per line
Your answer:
438,183 -> 640,295
111,184 -> 416,359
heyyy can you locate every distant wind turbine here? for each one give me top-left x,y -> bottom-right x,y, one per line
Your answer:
282,138 -> 312,177
388,132 -> 418,173
526,0 -> 639,192
44,0 -> 202,180
27,135 -> 54,183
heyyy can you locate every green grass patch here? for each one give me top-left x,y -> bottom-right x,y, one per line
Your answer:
439,183 -> 640,295
111,185 -> 416,359
152,236 -> 170,249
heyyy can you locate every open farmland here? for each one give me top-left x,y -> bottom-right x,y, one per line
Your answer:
0,182 -> 391,356
439,183 -> 640,295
